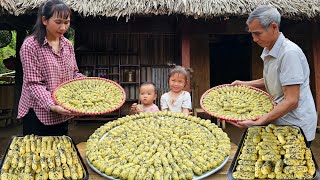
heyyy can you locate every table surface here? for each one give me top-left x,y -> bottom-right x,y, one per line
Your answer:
76,142 -> 238,180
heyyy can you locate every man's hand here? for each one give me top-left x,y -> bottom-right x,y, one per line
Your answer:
238,119 -> 260,127
231,80 -> 247,86
231,78 -> 265,88
227,121 -> 247,128
50,105 -> 83,116
228,119 -> 261,128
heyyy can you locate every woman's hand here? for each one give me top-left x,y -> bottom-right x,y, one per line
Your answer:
50,105 -> 83,116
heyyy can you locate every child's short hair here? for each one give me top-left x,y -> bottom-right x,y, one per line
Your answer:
140,82 -> 157,94
168,64 -> 193,82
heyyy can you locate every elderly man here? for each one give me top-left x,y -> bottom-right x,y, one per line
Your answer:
231,5 -> 317,146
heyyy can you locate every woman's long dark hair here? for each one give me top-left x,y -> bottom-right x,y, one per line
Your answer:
32,0 -> 71,46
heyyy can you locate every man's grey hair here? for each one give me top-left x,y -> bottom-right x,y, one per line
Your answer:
246,5 -> 281,30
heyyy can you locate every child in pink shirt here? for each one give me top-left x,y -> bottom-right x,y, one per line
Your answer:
131,82 -> 160,114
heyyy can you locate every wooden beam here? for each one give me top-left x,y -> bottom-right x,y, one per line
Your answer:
14,30 -> 27,120
181,32 -> 191,91
190,34 -> 210,108
312,22 -> 320,127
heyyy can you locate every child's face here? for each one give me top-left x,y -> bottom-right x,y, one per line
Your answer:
139,84 -> 157,105
169,73 -> 186,93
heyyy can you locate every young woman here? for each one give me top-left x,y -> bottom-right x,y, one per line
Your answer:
18,0 -> 84,136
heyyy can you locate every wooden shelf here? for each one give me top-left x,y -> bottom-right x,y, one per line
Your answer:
114,52 -> 138,56
79,65 -> 94,68
125,99 -> 139,102
77,48 -> 141,118
77,51 -> 138,56
120,82 -> 139,84
77,51 -> 110,55
120,64 -> 140,67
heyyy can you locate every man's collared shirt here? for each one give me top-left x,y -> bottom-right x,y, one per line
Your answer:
261,33 -> 317,141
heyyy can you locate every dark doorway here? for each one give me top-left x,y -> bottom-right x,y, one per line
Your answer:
209,35 -> 252,87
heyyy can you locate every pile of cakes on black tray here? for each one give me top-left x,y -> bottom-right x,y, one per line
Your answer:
0,135 -> 88,179
229,124 -> 317,179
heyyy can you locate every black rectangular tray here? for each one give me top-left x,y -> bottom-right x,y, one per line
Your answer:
0,135 -> 89,180
227,126 -> 320,180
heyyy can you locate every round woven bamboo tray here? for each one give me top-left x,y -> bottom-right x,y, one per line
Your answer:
52,77 -> 126,115
200,84 -> 275,122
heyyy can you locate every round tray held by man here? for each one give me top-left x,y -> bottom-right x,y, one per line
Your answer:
200,84 -> 275,122
52,77 -> 126,115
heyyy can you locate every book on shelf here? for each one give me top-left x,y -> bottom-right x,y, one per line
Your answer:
79,66 -> 94,77
124,86 -> 130,100
96,69 -> 108,78
122,85 -> 138,100
129,85 -> 136,100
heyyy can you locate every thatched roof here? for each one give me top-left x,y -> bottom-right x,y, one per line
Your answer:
4,0 -> 320,20
0,0 -> 16,15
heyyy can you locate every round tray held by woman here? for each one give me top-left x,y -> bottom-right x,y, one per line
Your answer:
200,84 -> 275,122
52,77 -> 126,115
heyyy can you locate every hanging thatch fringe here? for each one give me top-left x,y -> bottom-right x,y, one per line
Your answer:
1,0 -> 320,20
0,0 -> 16,15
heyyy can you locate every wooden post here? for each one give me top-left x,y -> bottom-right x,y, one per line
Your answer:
14,30 -> 27,121
181,30 -> 191,92
312,22 -> 320,128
